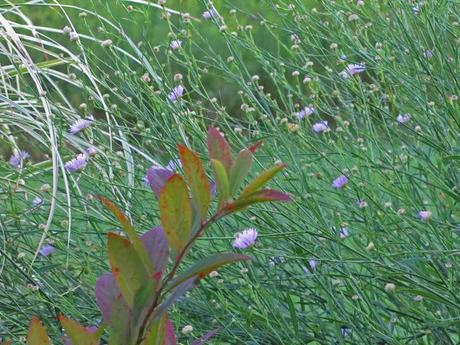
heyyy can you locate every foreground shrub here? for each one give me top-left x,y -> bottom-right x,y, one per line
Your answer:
17,128 -> 290,344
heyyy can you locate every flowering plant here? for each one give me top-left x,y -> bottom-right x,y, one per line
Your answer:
21,128 -> 291,345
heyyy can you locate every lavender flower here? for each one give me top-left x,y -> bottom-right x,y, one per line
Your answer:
168,85 -> 185,102
396,113 -> 411,124
69,115 -> 94,134
9,150 -> 30,168
340,227 -> 349,239
170,39 -> 182,50
332,174 -> 348,189
32,197 -> 43,207
202,9 -> 216,19
308,259 -> 318,270
232,228 -> 258,249
297,106 -> 315,119
39,244 -> 55,257
313,120 -> 329,133
339,63 -> 366,79
341,327 -> 352,337
65,154 -> 87,173
86,146 -> 97,156
419,210 -> 432,221
357,199 -> 368,208
412,5 -> 420,15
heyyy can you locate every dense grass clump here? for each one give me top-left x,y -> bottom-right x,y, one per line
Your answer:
0,0 -> 459,344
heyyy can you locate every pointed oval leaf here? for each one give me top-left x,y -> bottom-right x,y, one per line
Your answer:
142,314 -> 177,345
207,128 -> 233,175
229,149 -> 253,195
94,273 -> 120,323
211,159 -> 230,209
58,316 -> 100,345
227,189 -> 292,214
141,227 -> 169,280
27,316 -> 51,345
107,295 -> 133,345
178,145 -> 211,220
239,163 -> 286,198
159,174 -> 193,254
147,167 -> 174,198
166,253 -> 250,292
98,196 -> 153,273
107,232 -> 149,307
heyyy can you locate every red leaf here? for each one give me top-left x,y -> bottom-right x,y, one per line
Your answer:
248,140 -> 263,153
207,128 -> 233,175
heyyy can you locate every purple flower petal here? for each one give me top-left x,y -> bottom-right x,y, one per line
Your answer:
332,174 -> 348,189
39,244 -> 55,257
232,228 -> 258,249
9,150 -> 29,168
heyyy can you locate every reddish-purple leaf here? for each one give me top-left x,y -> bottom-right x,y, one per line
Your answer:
178,145 -> 211,220
191,329 -> 219,345
142,314 -> 176,345
226,189 -> 292,214
166,253 -> 250,292
229,149 -> 253,195
159,174 -> 193,254
95,273 -> 119,323
27,316 -> 51,345
207,128 -> 233,175
141,227 -> 169,280
248,140 -> 263,153
147,167 -> 174,198
165,317 -> 177,345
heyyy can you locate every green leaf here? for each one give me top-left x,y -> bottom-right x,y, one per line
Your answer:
27,316 -> 51,345
166,253 -> 250,292
239,163 -> 286,198
178,145 -> 211,220
226,189 -> 291,214
58,315 -> 100,345
207,128 -> 233,175
97,196 -> 153,274
107,232 -> 149,307
229,149 -> 253,195
211,159 -> 230,209
159,174 -> 193,254
142,314 -> 177,345
107,296 -> 133,345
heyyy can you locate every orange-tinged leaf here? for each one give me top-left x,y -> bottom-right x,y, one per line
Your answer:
58,315 -> 100,345
248,140 -> 263,153
107,232 -> 149,307
207,128 -> 233,175
27,316 -> 51,345
97,196 -> 153,274
159,174 -> 193,254
178,145 -> 211,220
239,163 -> 286,198
211,159 -> 230,209
229,149 -> 253,195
